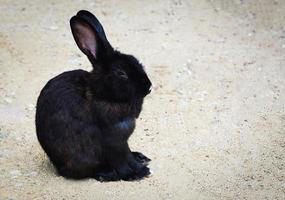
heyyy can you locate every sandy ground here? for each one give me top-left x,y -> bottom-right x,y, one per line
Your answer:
0,0 -> 284,199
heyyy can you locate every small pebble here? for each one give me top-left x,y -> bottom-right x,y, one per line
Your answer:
10,170 -> 21,178
177,90 -> 183,95
216,38 -> 226,43
26,171 -> 38,177
4,97 -> 12,104
28,104 -> 34,111
49,26 -> 58,30
11,91 -> 16,97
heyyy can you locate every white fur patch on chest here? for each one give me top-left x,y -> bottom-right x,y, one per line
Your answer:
115,117 -> 135,131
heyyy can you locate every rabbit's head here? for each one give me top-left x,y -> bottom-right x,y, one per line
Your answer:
70,10 -> 152,102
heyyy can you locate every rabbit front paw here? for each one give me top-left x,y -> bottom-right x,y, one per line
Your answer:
115,162 -> 151,181
132,151 -> 151,165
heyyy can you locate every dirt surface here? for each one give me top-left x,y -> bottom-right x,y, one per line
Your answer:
0,0 -> 284,199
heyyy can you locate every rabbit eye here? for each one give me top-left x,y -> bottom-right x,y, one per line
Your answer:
114,70 -> 128,80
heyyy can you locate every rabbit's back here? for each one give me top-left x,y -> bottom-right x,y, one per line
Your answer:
36,69 -> 90,128
37,70 -> 89,112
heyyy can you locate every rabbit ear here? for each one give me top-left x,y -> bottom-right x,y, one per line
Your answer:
76,10 -> 112,50
70,16 -> 99,60
70,12 -> 113,62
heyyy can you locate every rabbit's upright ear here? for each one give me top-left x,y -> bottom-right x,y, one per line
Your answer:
70,11 -> 113,62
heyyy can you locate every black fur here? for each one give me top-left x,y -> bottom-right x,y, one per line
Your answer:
35,10 -> 152,181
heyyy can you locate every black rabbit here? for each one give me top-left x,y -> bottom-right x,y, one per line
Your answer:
35,10 -> 152,181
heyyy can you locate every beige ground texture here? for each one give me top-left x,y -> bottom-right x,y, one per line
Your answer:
0,0 -> 284,199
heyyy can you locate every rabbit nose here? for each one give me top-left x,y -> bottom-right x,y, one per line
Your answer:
147,85 -> 152,94
149,85 -> 152,93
